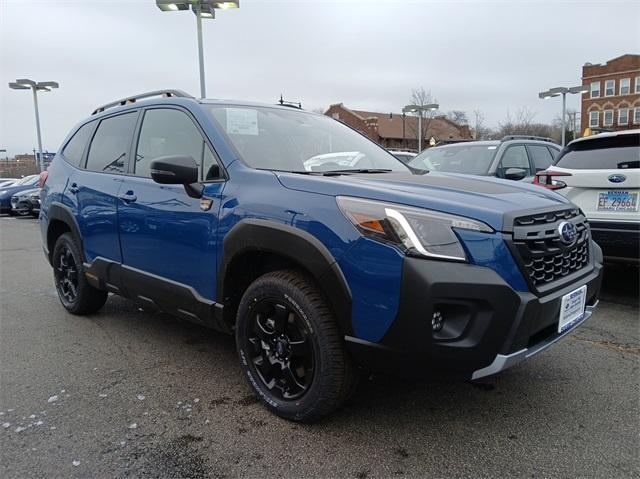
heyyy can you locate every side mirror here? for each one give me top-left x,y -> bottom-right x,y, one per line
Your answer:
150,155 -> 203,199
150,155 -> 199,185
504,167 -> 527,181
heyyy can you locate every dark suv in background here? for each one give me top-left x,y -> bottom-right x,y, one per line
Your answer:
408,136 -> 561,182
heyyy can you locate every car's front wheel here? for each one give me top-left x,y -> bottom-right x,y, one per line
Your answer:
52,233 -> 108,315
235,270 -> 357,422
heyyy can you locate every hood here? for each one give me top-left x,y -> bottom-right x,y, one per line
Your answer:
276,171 -> 570,231
11,187 -> 40,198
0,184 -> 39,198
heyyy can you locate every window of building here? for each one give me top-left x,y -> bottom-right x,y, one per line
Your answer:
618,108 -> 629,125
603,110 -> 614,126
635,77 -> 640,94
590,82 -> 600,98
604,80 -> 615,97
634,108 -> 640,125
589,111 -> 599,127
619,78 -> 630,95
135,108 -> 218,180
85,112 -> 137,174
62,122 -> 94,166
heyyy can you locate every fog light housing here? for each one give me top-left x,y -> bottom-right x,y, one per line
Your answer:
431,310 -> 444,332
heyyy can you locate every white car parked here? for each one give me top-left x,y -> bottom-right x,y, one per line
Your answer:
535,130 -> 639,261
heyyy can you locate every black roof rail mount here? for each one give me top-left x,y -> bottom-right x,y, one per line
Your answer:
500,135 -> 555,143
91,89 -> 194,115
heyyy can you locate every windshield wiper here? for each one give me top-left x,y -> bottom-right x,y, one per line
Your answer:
318,168 -> 393,175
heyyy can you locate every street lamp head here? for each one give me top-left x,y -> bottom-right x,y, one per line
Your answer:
156,1 -> 189,11
402,104 -> 419,113
9,82 -> 30,90
213,1 -> 239,8
37,81 -> 59,91
156,0 -> 239,12
15,78 -> 36,88
569,85 -> 589,95
424,103 -> 439,111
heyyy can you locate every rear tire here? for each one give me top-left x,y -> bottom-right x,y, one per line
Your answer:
235,270 -> 357,422
52,233 -> 108,315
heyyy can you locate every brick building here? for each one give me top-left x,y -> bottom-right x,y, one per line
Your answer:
0,154 -> 39,178
324,103 -> 473,151
581,54 -> 640,133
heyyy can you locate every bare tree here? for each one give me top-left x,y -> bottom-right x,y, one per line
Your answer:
407,87 -> 439,150
446,110 -> 468,125
312,107 -> 326,114
497,107 -> 537,136
472,109 -> 493,140
553,108 -> 579,142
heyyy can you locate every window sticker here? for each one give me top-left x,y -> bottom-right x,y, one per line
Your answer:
226,108 -> 259,135
488,146 -> 497,150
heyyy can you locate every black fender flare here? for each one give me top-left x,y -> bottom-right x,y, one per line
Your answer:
219,218 -> 353,335
46,202 -> 84,263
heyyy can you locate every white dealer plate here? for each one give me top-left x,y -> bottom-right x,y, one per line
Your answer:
558,285 -> 587,333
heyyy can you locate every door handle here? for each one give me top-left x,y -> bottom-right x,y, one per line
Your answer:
69,183 -> 79,194
119,191 -> 137,203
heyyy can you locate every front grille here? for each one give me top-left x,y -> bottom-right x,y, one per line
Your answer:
511,209 -> 590,288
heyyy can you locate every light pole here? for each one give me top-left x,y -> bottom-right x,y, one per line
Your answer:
403,103 -> 439,153
8,79 -> 59,173
538,85 -> 588,146
156,1 -> 240,99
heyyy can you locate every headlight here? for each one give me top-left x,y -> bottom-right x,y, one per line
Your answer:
337,196 -> 493,262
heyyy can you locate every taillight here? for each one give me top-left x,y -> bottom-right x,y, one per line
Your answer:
534,170 -> 571,190
38,171 -> 49,188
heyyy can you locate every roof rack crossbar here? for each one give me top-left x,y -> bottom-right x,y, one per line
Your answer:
91,90 -> 194,115
500,135 -> 555,143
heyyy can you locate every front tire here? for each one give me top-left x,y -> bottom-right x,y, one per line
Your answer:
235,270 -> 357,422
52,233 -> 108,315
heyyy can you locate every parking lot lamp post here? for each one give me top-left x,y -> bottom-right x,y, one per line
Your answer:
8,79 -> 59,173
156,1 -> 240,99
539,85 -> 588,146
403,103 -> 439,153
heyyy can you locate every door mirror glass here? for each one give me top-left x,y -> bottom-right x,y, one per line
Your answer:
504,167 -> 527,181
150,155 -> 199,185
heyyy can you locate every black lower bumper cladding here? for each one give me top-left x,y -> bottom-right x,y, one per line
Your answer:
345,244 -> 603,380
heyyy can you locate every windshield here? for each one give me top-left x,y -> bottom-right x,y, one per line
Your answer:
556,134 -> 639,169
408,144 -> 498,175
15,175 -> 38,186
206,105 -> 409,173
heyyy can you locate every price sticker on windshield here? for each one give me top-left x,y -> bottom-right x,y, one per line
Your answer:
226,108 -> 259,136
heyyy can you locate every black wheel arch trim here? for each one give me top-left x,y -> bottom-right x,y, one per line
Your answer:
45,202 -> 85,265
219,218 -> 353,335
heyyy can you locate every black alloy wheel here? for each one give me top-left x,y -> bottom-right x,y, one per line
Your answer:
246,299 -> 315,400
55,243 -> 78,304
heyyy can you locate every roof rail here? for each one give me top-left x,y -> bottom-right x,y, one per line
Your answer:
500,135 -> 555,143
91,90 -> 194,115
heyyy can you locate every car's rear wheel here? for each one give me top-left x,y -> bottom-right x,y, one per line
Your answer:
236,270 -> 357,422
52,233 -> 108,315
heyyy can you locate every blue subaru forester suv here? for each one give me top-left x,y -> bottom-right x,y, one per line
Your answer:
40,90 -> 603,421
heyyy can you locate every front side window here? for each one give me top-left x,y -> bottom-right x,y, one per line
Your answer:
408,144 -> 498,175
85,113 -> 137,174
589,111 -> 599,127
604,80 -> 615,97
620,78 -> 630,95
590,82 -> 600,98
497,145 -> 531,178
207,106 -> 408,173
62,122 -> 94,166
527,145 -> 554,172
618,108 -> 629,125
603,110 -> 614,126
135,108 -> 218,180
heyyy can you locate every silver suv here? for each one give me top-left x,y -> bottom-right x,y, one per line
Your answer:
408,136 -> 561,182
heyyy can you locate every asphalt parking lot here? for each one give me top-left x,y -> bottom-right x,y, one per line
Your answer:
1,215 -> 638,478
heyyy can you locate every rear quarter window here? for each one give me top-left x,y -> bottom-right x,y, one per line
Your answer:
61,122 -> 95,166
556,134 -> 640,170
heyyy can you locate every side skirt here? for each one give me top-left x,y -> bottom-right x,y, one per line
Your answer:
84,257 -> 229,333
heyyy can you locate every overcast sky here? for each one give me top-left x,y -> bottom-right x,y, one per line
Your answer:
1,0 -> 638,156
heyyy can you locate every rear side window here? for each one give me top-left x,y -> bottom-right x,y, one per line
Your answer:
527,145 -> 554,172
134,108 -> 215,180
62,122 -> 94,166
556,134 -> 640,170
85,112 -> 137,174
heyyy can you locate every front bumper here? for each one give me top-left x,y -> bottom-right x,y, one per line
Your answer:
345,244 -> 603,380
589,220 -> 639,261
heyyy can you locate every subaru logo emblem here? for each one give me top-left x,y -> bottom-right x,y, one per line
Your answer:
558,221 -> 578,246
608,174 -> 626,183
